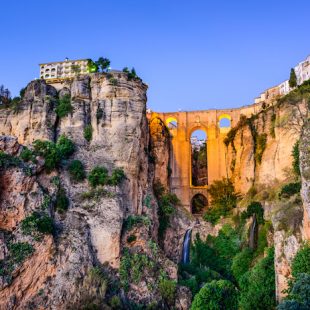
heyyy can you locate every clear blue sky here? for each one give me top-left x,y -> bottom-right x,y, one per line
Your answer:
1,0 -> 309,112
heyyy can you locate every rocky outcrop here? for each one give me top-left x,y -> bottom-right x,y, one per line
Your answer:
149,115 -> 170,188
226,101 -> 305,194
0,74 -> 179,309
300,118 -> 310,239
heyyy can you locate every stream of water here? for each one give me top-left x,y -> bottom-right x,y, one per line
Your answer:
181,229 -> 192,264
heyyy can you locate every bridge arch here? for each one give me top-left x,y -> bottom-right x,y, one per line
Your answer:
218,114 -> 232,128
191,193 -> 208,214
190,128 -> 208,187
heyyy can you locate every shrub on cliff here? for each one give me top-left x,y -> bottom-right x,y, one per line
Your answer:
159,278 -> 177,306
84,124 -> 93,142
55,94 -> 73,118
68,160 -> 85,182
153,181 -> 180,239
279,182 -> 301,199
292,141 -> 300,177
21,212 -> 54,237
56,135 -> 75,158
88,166 -> 109,187
291,242 -> 310,277
190,279 -> 238,310
33,135 -> 75,172
203,178 -> 240,224
108,168 -> 126,186
20,147 -> 36,163
55,187 -> 69,213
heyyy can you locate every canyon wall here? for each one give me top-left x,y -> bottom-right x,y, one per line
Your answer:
0,74 -> 187,309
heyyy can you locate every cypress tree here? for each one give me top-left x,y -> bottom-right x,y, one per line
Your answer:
289,68 -> 297,88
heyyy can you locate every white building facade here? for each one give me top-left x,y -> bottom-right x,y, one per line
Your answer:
39,58 -> 89,81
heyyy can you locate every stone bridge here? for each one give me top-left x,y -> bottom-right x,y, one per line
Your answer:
150,103 -> 262,212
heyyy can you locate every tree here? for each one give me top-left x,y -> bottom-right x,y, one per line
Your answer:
291,243 -> 310,278
277,274 -> 310,310
96,57 -> 110,72
239,247 -> 276,310
87,59 -> 99,73
0,84 -> 11,105
190,279 -> 238,310
289,68 -> 297,88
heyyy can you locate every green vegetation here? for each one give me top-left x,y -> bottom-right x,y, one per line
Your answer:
96,57 -> 110,72
8,242 -> 34,265
84,124 -> 93,142
55,187 -> 69,213
0,151 -> 21,168
20,147 -> 36,162
153,181 -> 180,239
255,133 -> 267,164
291,242 -> 310,277
278,243 -> 310,309
239,248 -> 276,310
127,235 -> 137,243
231,248 -> 253,282
241,201 -> 264,224
119,250 -> 155,291
107,168 -> 126,186
270,112 -> 276,138
123,215 -> 151,231
190,279 -> 238,310
87,57 -> 110,73
0,242 -> 34,278
122,67 -> 141,81
203,178 -> 240,224
109,295 -> 122,309
279,182 -> 301,199
292,140 -> 300,177
81,186 -> 114,201
21,212 -> 54,237
179,215 -> 275,309
55,94 -> 73,118
278,273 -> 310,310
158,278 -> 177,306
289,68 -> 297,88
88,166 -> 109,187
68,159 -> 85,182
87,59 -> 99,73
33,135 -> 75,172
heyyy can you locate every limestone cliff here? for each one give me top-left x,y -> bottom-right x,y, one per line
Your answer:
0,74 -> 184,309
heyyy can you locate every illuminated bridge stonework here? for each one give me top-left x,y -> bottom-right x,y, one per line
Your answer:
150,104 -> 262,212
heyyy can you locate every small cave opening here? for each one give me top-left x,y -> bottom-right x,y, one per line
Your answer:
191,129 -> 208,187
191,194 -> 208,214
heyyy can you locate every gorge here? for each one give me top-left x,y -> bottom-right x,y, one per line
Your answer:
0,70 -> 309,309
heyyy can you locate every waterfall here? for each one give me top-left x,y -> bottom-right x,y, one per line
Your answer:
249,213 -> 258,249
181,229 -> 192,264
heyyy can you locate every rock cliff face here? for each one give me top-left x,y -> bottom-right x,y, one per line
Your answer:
0,74 -> 182,309
225,100 -> 305,194
300,118 -> 310,239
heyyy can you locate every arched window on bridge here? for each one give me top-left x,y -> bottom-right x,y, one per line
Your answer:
191,193 -> 208,214
166,117 -> 178,136
191,129 -> 208,187
219,114 -> 231,129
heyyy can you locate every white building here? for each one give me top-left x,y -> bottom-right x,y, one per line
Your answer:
39,58 -> 89,81
294,55 -> 310,85
278,80 -> 290,96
